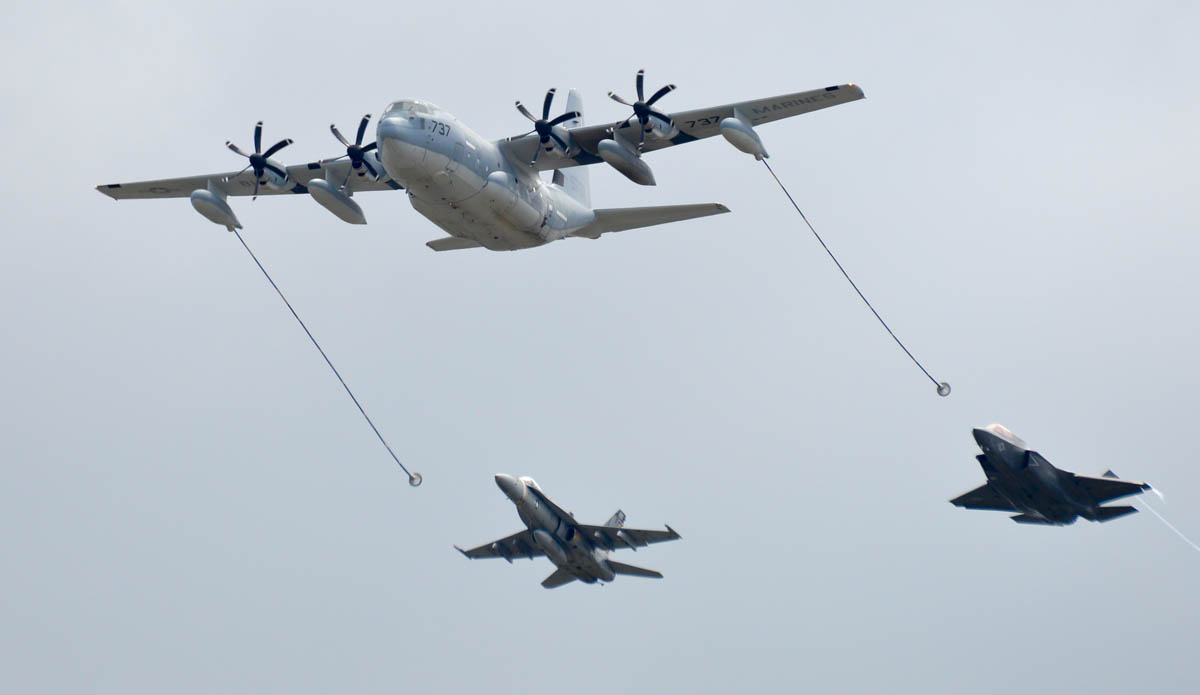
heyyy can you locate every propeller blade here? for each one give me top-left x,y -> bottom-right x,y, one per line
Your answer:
262,138 -> 293,159
356,114 -> 370,146
547,111 -> 580,127
226,141 -> 251,158
361,141 -> 378,152
515,101 -> 537,122
227,164 -> 252,181
542,88 -> 556,120
549,132 -> 569,151
636,69 -> 645,101
530,145 -> 541,166
264,162 -> 287,178
252,179 -> 260,200
253,121 -> 263,153
363,158 -> 379,179
647,84 -> 676,106
330,124 -> 350,147
608,92 -> 633,106
319,155 -> 349,164
648,109 -> 672,124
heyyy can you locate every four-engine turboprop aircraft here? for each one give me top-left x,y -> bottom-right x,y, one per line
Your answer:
951,424 -> 1152,525
456,475 -> 680,588
96,71 -> 865,252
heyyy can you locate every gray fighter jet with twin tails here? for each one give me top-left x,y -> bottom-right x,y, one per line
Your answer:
456,475 -> 680,588
951,424 -> 1152,525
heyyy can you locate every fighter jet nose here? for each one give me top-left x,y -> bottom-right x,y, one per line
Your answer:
494,474 -> 525,502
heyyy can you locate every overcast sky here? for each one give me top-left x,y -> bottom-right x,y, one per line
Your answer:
3,1 -> 1198,692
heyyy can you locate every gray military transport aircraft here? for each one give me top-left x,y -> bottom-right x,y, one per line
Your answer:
951,424 -> 1152,525
96,70 -> 864,252
456,475 -> 680,588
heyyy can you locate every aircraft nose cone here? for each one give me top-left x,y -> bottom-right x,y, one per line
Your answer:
494,474 -> 525,502
972,427 -> 988,445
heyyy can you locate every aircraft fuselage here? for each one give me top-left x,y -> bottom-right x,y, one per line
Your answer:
972,426 -> 1102,525
494,474 -> 615,584
374,100 -> 595,251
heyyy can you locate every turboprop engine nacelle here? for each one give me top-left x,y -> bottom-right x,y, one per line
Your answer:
307,179 -> 367,225
597,139 -> 656,186
532,529 -> 568,566
643,115 -> 678,142
189,186 -> 241,231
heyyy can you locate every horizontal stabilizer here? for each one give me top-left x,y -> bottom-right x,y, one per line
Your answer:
541,568 -> 578,589
1073,473 -> 1151,504
569,203 -> 730,239
1095,505 -> 1139,522
608,561 -> 663,579
426,236 -> 483,252
1010,514 -> 1059,525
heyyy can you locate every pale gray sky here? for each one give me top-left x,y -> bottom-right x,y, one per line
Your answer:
3,1 -> 1198,692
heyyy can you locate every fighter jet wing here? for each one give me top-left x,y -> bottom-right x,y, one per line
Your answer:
578,524 -> 682,551
455,530 -> 543,562
950,483 -> 1017,511
1071,474 -> 1151,504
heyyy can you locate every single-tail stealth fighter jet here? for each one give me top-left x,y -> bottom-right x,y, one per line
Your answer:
951,424 -> 1152,525
456,475 -> 680,588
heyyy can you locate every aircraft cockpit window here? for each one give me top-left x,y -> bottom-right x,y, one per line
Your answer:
519,476 -> 540,490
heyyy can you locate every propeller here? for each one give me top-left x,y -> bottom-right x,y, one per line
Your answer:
329,114 -> 380,186
226,121 -> 293,199
515,88 -> 580,165
608,69 -> 676,150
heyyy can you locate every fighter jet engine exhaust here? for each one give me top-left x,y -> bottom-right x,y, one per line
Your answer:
230,230 -> 422,488
759,158 -> 950,397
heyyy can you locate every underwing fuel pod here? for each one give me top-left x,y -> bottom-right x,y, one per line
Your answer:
456,475 -> 681,588
951,424 -> 1152,525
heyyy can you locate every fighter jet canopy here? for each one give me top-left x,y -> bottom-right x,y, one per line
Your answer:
982,424 -> 1028,448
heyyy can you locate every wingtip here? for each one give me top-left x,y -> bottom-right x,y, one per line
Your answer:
454,545 -> 470,558
665,524 -> 681,539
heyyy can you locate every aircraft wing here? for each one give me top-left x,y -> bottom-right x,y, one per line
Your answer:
1072,473 -> 1151,504
96,160 -> 402,200
455,530 -> 543,562
950,483 -> 1017,511
578,524 -> 682,551
499,83 -> 865,171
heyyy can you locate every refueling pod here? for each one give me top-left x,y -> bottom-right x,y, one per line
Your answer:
719,109 -> 769,160
189,182 -> 241,231
597,138 -> 656,186
307,178 -> 367,225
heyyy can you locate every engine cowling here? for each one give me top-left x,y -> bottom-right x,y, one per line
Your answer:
643,115 -> 678,142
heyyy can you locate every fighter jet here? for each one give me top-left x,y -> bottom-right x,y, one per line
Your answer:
456,475 -> 680,588
951,424 -> 1152,525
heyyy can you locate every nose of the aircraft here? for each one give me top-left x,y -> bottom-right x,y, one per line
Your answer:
972,428 -> 990,447
494,474 -> 525,502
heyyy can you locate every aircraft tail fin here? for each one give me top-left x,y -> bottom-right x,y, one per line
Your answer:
604,509 -> 626,528
607,561 -> 663,579
552,89 -> 590,207
1095,505 -> 1139,522
568,203 -> 731,240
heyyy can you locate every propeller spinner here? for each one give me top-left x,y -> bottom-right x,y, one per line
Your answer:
225,121 -> 293,199
329,114 -> 380,183
608,69 -> 676,150
515,88 -> 580,165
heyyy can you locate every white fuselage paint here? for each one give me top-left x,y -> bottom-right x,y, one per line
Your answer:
375,100 -> 595,251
